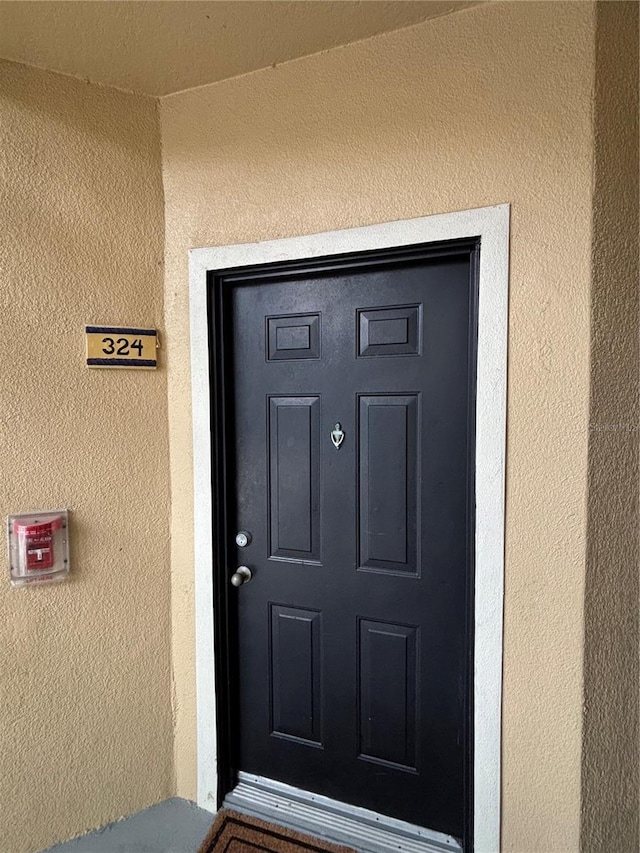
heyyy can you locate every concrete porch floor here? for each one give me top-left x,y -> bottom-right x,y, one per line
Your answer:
42,798 -> 215,853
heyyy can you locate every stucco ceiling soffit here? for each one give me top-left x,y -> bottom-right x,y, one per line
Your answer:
0,1 -> 482,97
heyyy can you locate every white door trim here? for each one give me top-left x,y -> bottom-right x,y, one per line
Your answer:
188,204 -> 509,852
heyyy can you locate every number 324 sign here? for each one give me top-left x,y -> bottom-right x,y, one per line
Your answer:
85,326 -> 158,369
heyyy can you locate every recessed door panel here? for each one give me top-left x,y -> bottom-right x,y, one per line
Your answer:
358,395 -> 419,574
268,396 -> 321,563
270,604 -> 323,746
357,304 -> 421,357
267,313 -> 321,361
358,619 -> 418,771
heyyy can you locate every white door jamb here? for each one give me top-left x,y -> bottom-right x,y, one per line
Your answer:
188,204 -> 509,852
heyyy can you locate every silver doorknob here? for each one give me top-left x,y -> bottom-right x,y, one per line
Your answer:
231,566 -> 252,587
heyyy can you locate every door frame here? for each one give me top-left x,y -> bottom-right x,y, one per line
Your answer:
188,205 -> 509,852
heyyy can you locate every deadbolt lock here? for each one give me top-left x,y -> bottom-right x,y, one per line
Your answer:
235,531 -> 252,548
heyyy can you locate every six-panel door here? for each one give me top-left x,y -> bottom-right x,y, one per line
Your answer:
226,246 -> 475,841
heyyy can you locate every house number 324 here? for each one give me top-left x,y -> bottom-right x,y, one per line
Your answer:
101,337 -> 144,357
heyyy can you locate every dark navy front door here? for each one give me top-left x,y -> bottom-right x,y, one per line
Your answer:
216,240 -> 477,842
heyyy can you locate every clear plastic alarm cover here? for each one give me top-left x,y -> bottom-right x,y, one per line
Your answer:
7,510 -> 70,588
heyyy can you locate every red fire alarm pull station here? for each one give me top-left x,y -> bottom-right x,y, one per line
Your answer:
8,511 -> 70,587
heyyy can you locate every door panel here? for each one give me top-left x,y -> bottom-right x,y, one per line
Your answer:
213,243 -> 477,844
357,304 -> 421,357
268,396 -> 321,562
358,394 -> 419,573
267,313 -> 321,361
270,604 -> 323,746
358,618 -> 418,769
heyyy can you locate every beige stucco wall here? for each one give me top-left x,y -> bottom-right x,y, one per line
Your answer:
3,4 -> 636,851
0,61 -> 173,852
581,3 -> 639,851
161,3 -> 597,850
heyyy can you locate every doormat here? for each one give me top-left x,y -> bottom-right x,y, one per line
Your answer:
198,809 -> 358,853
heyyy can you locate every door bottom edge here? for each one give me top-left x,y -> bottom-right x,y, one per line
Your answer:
223,772 -> 463,853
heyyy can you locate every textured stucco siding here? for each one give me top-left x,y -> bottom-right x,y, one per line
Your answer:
2,2 -> 637,851
581,4 -> 640,851
160,3 -> 596,850
0,61 -> 173,853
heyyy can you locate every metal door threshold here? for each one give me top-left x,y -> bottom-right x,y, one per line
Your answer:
223,772 -> 463,853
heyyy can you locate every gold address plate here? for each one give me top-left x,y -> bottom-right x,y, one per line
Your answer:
85,326 -> 158,369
